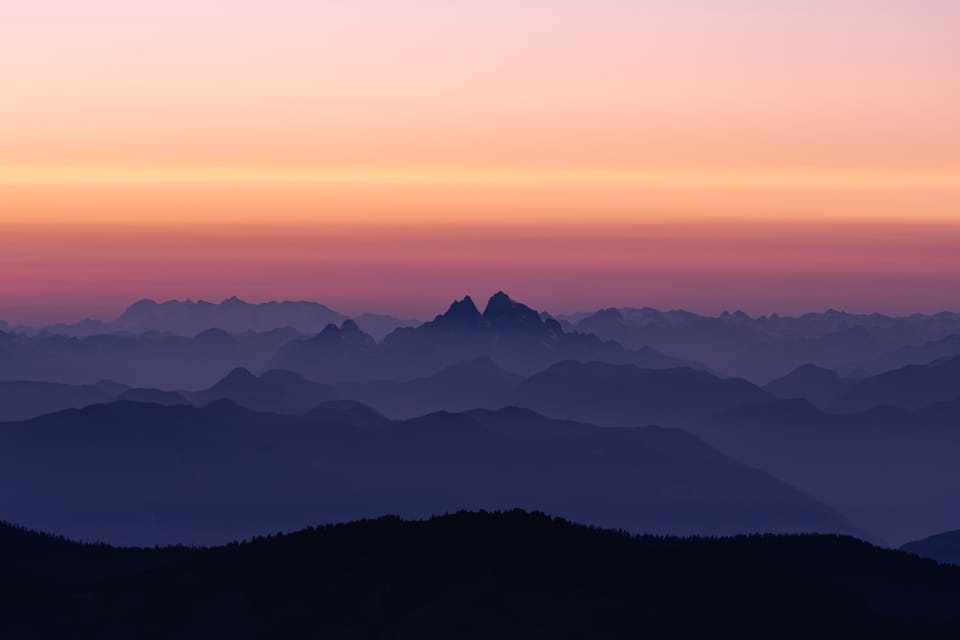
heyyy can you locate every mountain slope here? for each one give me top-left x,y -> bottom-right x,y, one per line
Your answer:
509,361 -> 772,427
862,334 -> 960,374
0,380 -> 119,422
830,355 -> 960,412
763,363 -> 853,408
696,398 -> 960,544
903,530 -> 960,566
335,356 -> 523,417
190,367 -> 338,413
0,329 -> 289,389
0,401 -> 851,545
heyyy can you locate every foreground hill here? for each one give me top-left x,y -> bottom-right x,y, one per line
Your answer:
0,401 -> 850,545
2,511 -> 960,638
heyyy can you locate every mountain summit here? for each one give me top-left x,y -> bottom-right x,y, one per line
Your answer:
427,292 -> 559,335
482,291 -> 546,331
433,296 -> 483,330
272,292 -> 701,382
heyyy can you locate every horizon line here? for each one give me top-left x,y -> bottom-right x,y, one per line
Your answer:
4,294 -> 960,329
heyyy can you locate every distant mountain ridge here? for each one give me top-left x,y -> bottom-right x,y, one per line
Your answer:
831,355 -> 960,412
763,364 -> 855,409
508,360 -> 772,427
0,328 -> 295,389
558,306 -> 960,382
190,367 -> 338,414
0,356 -> 734,423
859,333 -> 960,372
0,380 -> 121,422
11,297 -> 960,385
0,293 -> 702,387
273,292 -> 703,382
115,297 -> 347,335
335,357 -> 524,418
759,355 -> 960,414
15,297 -> 420,341
11,343 -> 959,428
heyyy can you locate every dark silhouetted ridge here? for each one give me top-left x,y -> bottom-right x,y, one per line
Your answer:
2,511 -> 960,637
432,295 -> 483,329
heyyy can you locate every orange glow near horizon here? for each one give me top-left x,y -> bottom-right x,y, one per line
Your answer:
2,166 -> 958,227
1,1 -> 959,322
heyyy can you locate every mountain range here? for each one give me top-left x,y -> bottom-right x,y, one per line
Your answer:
12,295 -> 960,389
6,344 -> 960,430
556,306 -> 960,382
5,294 -> 960,550
271,292 -> 701,382
0,400 -> 852,546
0,293 -> 700,388
8,297 -> 420,341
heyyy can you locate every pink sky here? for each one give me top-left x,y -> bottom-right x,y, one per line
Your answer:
1,1 -> 958,323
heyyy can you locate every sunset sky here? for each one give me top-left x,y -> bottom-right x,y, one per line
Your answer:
2,0 -> 959,323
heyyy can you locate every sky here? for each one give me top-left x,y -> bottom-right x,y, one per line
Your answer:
1,0 -> 959,323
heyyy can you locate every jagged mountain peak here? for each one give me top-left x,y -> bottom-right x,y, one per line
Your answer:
311,320 -> 376,346
340,319 -> 363,334
431,296 -> 483,328
482,291 -> 543,330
